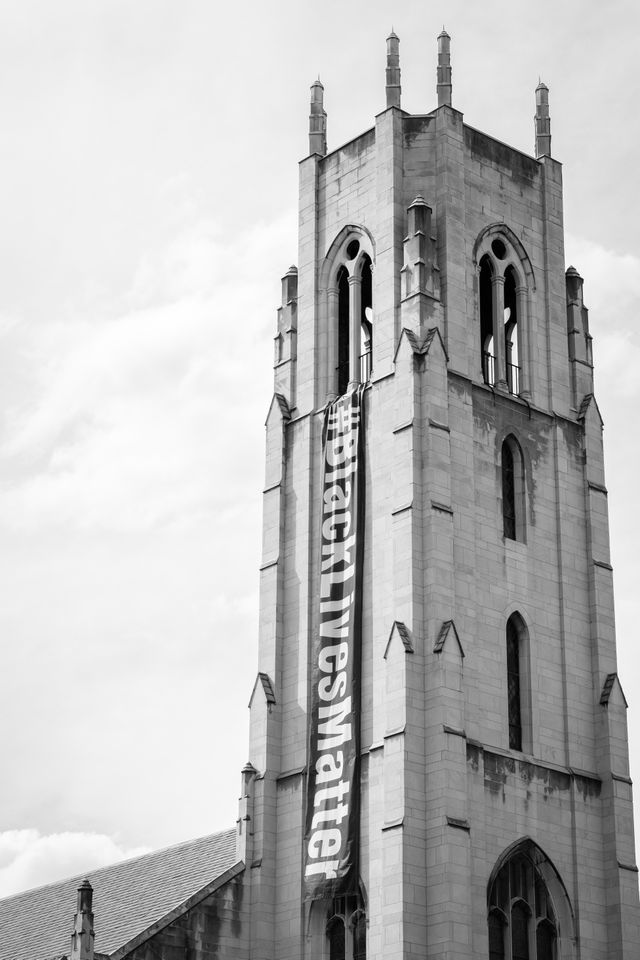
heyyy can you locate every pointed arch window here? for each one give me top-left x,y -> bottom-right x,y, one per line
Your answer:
324,230 -> 375,398
501,436 -> 525,541
480,254 -> 495,386
488,845 -> 563,960
506,613 -> 531,754
476,230 -> 532,398
507,617 -> 522,751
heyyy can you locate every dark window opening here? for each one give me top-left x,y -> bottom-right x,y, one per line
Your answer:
492,237 -> 507,259
501,435 -> 525,543
502,441 -> 516,540
337,266 -> 350,395
480,254 -> 494,385
353,911 -> 366,960
360,255 -> 373,382
504,266 -> 519,395
346,239 -> 360,260
536,919 -> 555,960
507,615 -> 522,751
328,917 -> 346,960
512,902 -> 530,960
489,911 -> 506,960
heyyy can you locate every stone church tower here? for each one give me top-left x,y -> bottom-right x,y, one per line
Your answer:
241,30 -> 640,960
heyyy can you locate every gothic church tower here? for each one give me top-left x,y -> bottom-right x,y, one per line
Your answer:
240,31 -> 640,959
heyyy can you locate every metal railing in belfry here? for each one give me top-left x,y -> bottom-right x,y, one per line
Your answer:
507,362 -> 520,396
483,351 -> 520,396
482,351 -> 495,386
360,350 -> 372,382
336,351 -> 372,393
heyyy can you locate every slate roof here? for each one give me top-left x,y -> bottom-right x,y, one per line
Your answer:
0,827 -> 240,960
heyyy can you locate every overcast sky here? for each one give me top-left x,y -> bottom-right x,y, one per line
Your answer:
0,0 -> 639,898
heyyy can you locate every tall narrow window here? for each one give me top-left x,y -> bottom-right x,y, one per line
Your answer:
480,254 -> 495,385
536,920 -> 555,960
337,266 -> 350,395
328,917 -> 346,960
488,911 -> 506,960
501,436 -> 525,541
502,442 -> 516,540
488,844 -> 562,960
352,910 -> 366,960
360,255 -> 373,382
511,903 -> 530,960
507,616 -> 522,751
504,266 -> 519,394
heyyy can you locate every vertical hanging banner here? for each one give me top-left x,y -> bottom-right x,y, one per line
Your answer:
304,384 -> 365,900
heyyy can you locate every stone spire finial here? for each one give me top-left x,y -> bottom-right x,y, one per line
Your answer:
534,80 -> 551,158
70,880 -> 95,960
308,78 -> 327,157
386,30 -> 401,109
437,28 -> 452,107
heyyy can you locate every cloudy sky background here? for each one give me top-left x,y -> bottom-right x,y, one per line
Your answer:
0,0 -> 638,897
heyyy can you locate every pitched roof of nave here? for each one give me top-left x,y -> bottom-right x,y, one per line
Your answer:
0,827 -> 240,960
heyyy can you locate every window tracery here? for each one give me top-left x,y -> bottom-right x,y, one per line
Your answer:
322,229 -> 375,398
325,893 -> 367,960
476,228 -> 533,398
488,846 -> 561,960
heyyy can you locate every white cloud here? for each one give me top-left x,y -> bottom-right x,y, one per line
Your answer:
0,829 -> 149,898
0,211 -> 296,532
